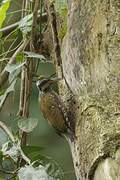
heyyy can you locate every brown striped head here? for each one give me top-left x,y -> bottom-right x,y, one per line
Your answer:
36,77 -> 61,92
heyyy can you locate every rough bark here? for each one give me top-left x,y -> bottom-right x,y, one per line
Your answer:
61,0 -> 120,179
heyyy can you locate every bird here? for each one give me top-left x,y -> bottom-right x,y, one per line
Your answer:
36,76 -> 75,140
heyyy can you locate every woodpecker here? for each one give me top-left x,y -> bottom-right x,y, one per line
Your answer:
36,77 -> 74,140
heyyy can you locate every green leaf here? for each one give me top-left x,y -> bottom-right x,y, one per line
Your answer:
16,53 -> 24,62
18,165 -> 49,180
2,141 -> 30,164
22,146 -> 43,155
18,162 -> 65,180
21,146 -> 65,180
21,145 -> 43,162
5,62 -> 26,73
2,141 -> 20,162
0,128 -> 8,148
24,51 -> 46,60
0,0 -> 10,28
44,159 -> 65,180
8,68 -> 20,84
5,62 -> 25,83
30,156 -> 65,180
18,118 -> 38,133
0,79 -> 17,109
19,14 -> 33,34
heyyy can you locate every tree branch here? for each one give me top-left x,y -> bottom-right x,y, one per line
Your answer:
46,0 -> 63,77
31,0 -> 40,49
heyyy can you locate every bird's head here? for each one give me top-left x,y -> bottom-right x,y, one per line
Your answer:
36,76 -> 61,93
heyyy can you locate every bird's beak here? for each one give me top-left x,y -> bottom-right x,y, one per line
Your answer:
46,77 -> 62,87
50,77 -> 62,82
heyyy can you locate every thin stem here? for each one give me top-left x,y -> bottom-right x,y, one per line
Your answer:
31,0 -> 40,49
0,121 -> 15,142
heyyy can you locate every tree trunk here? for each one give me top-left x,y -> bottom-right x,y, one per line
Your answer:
61,0 -> 120,179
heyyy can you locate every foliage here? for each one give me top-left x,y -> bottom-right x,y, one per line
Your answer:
0,0 -> 10,29
55,0 -> 68,39
19,13 -> 33,35
0,0 -> 71,179
0,129 -> 65,179
24,51 -> 46,61
18,117 -> 38,133
0,79 -> 17,109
